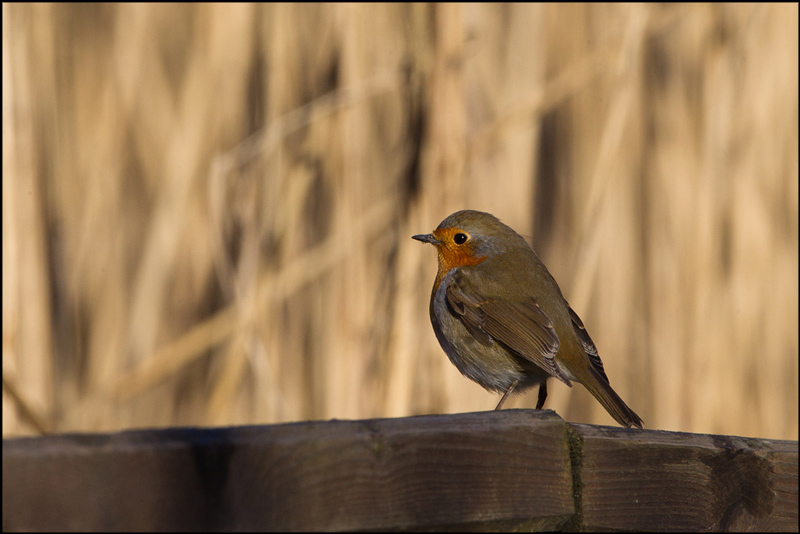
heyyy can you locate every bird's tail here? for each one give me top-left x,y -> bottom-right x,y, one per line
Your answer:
580,366 -> 643,428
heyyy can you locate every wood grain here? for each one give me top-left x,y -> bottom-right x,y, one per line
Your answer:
2,410 -> 574,531
571,423 -> 799,532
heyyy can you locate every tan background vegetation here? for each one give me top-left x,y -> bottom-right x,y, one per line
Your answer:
3,4 -> 797,440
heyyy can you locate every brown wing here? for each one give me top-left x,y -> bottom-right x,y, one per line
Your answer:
568,306 -> 609,384
445,275 -> 572,385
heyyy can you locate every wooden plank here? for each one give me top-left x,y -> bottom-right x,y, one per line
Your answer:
2,410 -> 574,531
571,424 -> 799,532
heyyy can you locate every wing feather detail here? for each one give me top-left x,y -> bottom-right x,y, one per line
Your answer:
445,276 -> 571,385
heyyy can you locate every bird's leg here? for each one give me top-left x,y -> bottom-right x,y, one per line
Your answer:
535,381 -> 548,410
495,379 -> 519,410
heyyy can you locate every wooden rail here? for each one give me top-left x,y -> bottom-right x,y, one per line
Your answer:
2,410 -> 797,531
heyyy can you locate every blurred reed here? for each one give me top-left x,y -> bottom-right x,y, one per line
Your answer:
3,3 -> 797,439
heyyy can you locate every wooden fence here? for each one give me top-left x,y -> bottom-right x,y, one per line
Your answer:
2,410 -> 797,531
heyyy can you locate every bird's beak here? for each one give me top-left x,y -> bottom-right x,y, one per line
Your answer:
412,233 -> 440,245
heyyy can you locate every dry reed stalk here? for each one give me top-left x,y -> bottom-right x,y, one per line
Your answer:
3,4 -> 56,435
2,4 -> 796,439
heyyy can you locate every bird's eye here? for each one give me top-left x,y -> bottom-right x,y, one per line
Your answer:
453,233 -> 468,245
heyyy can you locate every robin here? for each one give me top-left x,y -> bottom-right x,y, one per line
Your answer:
413,210 -> 643,428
